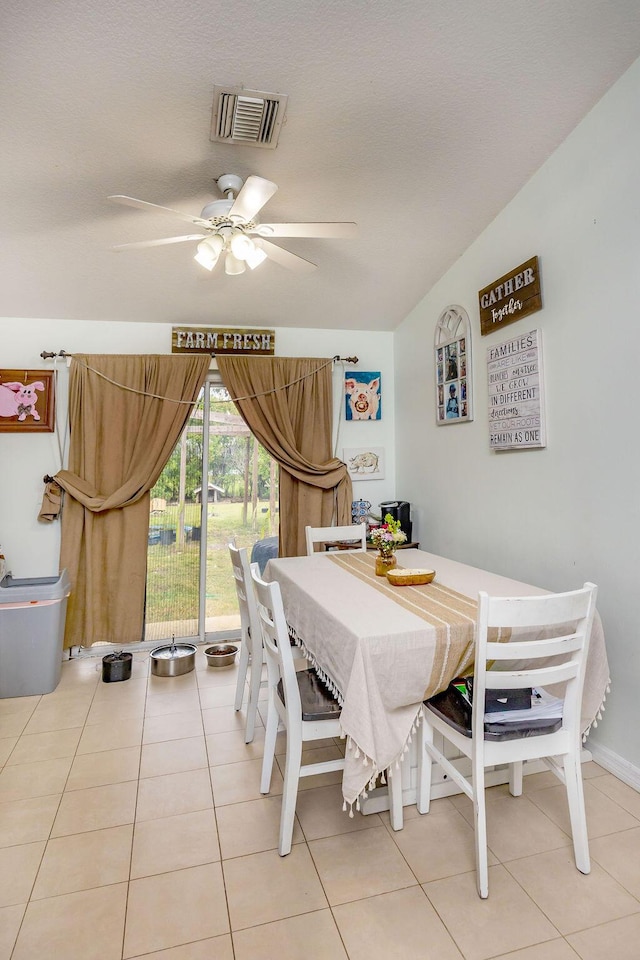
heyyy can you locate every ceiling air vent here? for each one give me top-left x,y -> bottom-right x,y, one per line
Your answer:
210,86 -> 288,149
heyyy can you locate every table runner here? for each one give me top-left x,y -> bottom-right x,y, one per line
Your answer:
329,552 -> 485,696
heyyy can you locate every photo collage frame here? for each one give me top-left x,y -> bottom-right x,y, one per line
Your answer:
434,306 -> 473,425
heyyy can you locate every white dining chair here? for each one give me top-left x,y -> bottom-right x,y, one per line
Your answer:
229,543 -> 266,744
414,582 -> 598,899
304,522 -> 367,556
251,566 -> 345,855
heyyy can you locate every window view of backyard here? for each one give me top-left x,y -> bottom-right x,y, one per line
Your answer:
144,383 -> 278,642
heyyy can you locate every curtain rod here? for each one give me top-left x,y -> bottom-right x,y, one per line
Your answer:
40,350 -> 359,363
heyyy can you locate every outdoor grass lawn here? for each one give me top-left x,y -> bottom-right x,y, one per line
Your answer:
145,500 -> 276,623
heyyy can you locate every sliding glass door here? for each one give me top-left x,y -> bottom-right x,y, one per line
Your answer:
144,376 -> 278,642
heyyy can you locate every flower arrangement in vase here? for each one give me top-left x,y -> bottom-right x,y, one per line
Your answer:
369,513 -> 407,575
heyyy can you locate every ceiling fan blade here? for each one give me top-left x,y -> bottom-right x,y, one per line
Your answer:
229,176 -> 278,222
258,239 -> 317,273
108,195 -> 208,227
256,222 -> 358,239
112,234 -> 206,251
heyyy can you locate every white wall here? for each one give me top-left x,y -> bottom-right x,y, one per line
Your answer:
0,319 -> 394,576
394,57 -> 640,769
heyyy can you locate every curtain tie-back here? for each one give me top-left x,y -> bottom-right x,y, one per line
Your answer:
38,479 -> 63,522
55,470 -> 153,512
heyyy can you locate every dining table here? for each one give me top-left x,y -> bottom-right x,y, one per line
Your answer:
265,547 -> 610,812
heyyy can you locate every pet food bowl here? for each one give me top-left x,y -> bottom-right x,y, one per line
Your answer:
204,644 -> 238,668
150,640 -> 197,677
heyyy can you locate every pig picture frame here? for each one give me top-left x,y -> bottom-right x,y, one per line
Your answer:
0,369 -> 56,432
344,371 -> 382,421
343,446 -> 385,481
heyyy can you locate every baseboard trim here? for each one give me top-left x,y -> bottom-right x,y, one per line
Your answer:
66,630 -> 241,660
587,740 -> 640,791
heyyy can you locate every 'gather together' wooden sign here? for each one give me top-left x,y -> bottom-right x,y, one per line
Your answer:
478,256 -> 541,336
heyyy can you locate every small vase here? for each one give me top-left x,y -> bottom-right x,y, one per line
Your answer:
375,552 -> 397,576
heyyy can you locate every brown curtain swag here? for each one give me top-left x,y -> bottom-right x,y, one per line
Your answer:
217,355 -> 353,558
57,354 -> 210,648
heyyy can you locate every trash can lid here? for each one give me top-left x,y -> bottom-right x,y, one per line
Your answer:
1,574 -> 60,587
0,569 -> 71,603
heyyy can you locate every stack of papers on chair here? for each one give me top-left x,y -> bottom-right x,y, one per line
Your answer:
485,687 -> 563,723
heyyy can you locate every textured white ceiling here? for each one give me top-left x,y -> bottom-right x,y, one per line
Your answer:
2,0 -> 640,332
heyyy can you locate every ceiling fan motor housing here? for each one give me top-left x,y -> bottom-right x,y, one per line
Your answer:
199,198 -> 235,222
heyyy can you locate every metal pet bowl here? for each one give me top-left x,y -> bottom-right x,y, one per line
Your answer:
204,644 -> 238,668
150,641 -> 197,677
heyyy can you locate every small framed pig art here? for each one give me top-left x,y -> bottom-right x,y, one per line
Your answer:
344,371 -> 382,421
343,446 -> 385,481
0,369 -> 56,432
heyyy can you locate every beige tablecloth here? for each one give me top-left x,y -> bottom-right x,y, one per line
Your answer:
266,549 -> 610,807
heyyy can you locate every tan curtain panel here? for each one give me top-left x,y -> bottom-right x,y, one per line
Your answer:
217,355 -> 352,557
56,354 -> 210,648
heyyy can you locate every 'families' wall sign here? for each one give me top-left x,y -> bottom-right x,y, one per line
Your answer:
172,326 -> 275,355
478,256 -> 541,336
487,329 -> 546,451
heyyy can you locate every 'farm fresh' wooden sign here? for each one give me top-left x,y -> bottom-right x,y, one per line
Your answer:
478,256 -> 541,336
172,327 -> 275,355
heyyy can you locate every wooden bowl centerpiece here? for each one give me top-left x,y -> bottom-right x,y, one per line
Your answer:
386,568 -> 436,586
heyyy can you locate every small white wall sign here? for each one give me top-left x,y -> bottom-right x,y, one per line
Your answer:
487,329 -> 546,450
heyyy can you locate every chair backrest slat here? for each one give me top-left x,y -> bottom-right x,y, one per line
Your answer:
484,590 -> 594,629
486,633 -> 584,661
305,523 -> 367,555
484,661 -> 581,689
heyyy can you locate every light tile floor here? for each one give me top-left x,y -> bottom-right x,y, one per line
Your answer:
1,648 -> 639,960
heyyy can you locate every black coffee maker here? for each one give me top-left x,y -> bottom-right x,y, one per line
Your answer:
379,501 -> 412,543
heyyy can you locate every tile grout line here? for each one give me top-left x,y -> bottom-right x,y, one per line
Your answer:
8,659 -> 103,960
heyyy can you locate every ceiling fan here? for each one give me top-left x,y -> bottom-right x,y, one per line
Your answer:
108,174 -> 357,275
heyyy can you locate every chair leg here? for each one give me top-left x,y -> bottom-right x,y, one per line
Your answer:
509,760 -> 523,797
260,692 -> 279,794
473,763 -> 489,899
244,653 -> 263,744
388,763 -> 404,831
416,714 -> 433,814
279,728 -> 302,856
563,753 -> 590,874
234,641 -> 250,711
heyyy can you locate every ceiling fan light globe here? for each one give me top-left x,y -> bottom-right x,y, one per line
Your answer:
194,248 -> 216,270
225,251 -> 246,275
194,234 -> 224,270
230,231 -> 255,261
246,246 -> 268,270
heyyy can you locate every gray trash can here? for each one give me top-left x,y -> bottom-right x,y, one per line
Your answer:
0,570 -> 71,698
